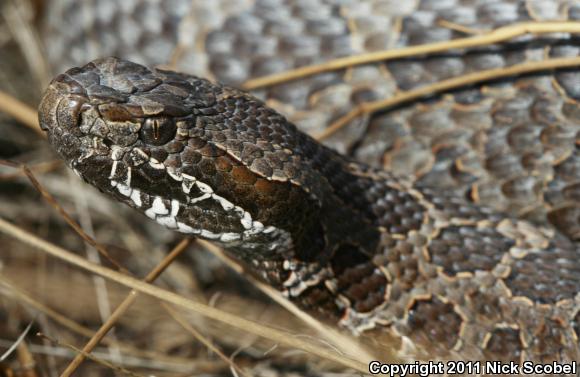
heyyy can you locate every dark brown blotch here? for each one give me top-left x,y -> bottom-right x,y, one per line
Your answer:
483,327 -> 523,363
405,297 -> 463,351
231,165 -> 258,185
331,244 -> 388,313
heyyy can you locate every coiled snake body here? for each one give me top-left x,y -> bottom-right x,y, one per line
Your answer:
39,0 -> 579,365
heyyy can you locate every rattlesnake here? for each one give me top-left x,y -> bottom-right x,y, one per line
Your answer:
39,0 -> 579,365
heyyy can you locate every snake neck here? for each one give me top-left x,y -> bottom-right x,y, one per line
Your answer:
217,139 -> 387,291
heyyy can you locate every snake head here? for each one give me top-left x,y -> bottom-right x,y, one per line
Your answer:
38,57 -> 328,258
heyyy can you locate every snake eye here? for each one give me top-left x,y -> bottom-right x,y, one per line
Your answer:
140,118 -> 176,145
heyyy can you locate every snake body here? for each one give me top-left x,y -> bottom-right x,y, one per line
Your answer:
38,0 -> 580,365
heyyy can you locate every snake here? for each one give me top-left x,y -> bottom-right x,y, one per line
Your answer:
37,0 -> 579,365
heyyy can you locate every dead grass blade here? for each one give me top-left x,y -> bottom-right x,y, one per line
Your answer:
316,56 -> 580,140
0,276 -> 195,368
59,238 -> 193,377
0,217 -> 370,373
243,21 -> 580,89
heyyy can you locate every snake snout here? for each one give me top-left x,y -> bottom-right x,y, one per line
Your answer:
38,76 -> 89,133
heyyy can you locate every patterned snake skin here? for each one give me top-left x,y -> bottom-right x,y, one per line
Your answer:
38,0 -> 579,364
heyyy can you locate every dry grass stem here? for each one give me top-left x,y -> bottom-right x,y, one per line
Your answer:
59,238 -> 193,377
0,217 -> 370,373
316,56 -> 580,140
0,276 -> 194,368
243,21 -> 580,89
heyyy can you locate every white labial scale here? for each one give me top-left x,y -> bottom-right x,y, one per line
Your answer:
196,181 -> 213,193
156,215 -> 178,229
200,230 -> 221,239
162,168 -> 276,241
116,181 -> 132,197
109,160 -> 119,179
220,232 -> 241,242
190,193 -> 212,203
155,199 -> 182,229
126,167 -> 132,186
173,216 -> 241,242
170,199 -> 180,217
149,158 -> 165,170
110,178 -> 145,208
167,169 -> 183,181
130,189 -> 142,207
240,212 -> 253,230
177,221 -> 199,234
111,146 -> 125,161
108,164 -> 272,241
263,226 -> 276,234
145,196 -> 169,219
211,193 -> 235,211
174,219 -> 246,242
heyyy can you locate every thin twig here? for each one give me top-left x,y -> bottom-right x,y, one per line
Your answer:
59,238 -> 193,377
316,56 -> 580,140
0,217 -> 369,373
243,21 -> 580,89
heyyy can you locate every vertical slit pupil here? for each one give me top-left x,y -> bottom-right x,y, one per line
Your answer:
153,120 -> 160,140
